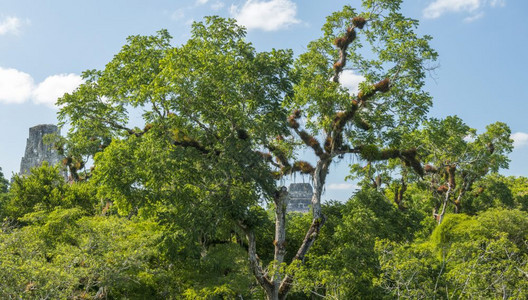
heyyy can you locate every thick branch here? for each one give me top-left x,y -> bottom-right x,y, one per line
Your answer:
267,145 -> 291,169
287,110 -> 327,158
332,17 -> 366,82
257,151 -> 281,169
357,78 -> 390,104
394,177 -> 407,210
328,77 -> 391,154
290,160 -> 315,175
173,137 -> 210,155
446,165 -> 456,189
295,129 -> 325,158
279,216 -> 326,297
358,146 -> 424,177
333,144 -> 361,156
103,118 -> 151,137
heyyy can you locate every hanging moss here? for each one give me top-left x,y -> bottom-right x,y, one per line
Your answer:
357,89 -> 374,102
345,27 -> 357,44
446,165 -> 456,188
333,110 -> 354,130
357,78 -> 390,103
308,136 -> 320,149
298,130 -> 311,144
62,156 -> 73,166
292,109 -> 302,119
293,161 -> 315,175
379,149 -> 400,160
333,61 -> 344,71
352,16 -> 366,29
268,145 -> 290,168
324,137 -> 332,153
355,117 -> 371,130
334,37 -> 347,48
287,115 -> 300,129
359,144 -> 381,161
400,148 -> 423,177
334,27 -> 356,50
374,78 -> 390,93
424,164 -> 438,173
437,185 -> 448,193
143,123 -> 153,131
237,129 -> 249,140
297,130 -> 325,156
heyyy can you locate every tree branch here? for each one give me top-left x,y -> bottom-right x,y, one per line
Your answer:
332,17 -> 366,82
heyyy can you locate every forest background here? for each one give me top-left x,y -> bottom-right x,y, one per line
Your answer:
1,0 -> 528,299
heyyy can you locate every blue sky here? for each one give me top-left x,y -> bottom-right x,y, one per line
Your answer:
0,0 -> 527,201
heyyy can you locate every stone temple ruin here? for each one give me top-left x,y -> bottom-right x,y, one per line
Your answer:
287,183 -> 313,213
19,124 -> 63,176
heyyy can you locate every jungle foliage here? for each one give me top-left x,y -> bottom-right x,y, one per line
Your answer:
1,0 -> 525,299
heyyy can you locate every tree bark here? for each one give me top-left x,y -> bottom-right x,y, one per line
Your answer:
271,186 -> 289,299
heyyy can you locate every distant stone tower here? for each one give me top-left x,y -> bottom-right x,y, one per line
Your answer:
287,183 -> 313,213
19,124 -> 63,175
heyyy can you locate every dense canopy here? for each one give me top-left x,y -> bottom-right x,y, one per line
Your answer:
0,0 -> 524,299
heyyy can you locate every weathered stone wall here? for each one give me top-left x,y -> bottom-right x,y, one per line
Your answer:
19,124 -> 63,175
287,183 -> 313,213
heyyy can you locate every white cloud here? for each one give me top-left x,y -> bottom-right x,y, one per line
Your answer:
0,67 -> 82,107
340,70 -> 365,95
33,74 -> 83,107
171,9 -> 185,21
0,67 -> 34,103
490,0 -> 506,7
511,132 -> 528,149
230,0 -> 300,31
463,134 -> 476,142
196,0 -> 209,5
423,0 -> 504,20
211,1 -> 225,10
463,12 -> 485,22
327,183 -> 358,190
0,16 -> 22,35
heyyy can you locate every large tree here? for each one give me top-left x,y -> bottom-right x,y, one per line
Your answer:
57,0 -> 437,298
414,117 -> 512,223
350,116 -> 513,224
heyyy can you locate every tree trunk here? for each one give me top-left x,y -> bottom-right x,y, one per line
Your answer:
437,184 -> 452,225
242,158 -> 331,299
271,187 -> 289,298
278,158 -> 331,297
